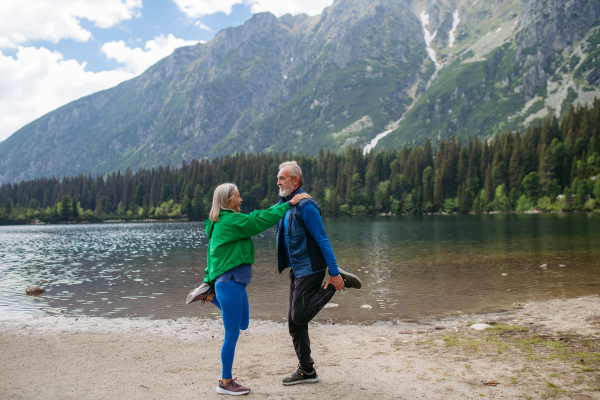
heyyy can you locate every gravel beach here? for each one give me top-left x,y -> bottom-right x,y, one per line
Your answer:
1,295 -> 599,399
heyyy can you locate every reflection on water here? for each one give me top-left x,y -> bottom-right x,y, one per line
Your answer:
1,213 -> 599,322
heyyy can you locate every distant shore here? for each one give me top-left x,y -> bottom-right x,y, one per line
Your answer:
2,209 -> 599,227
0,217 -> 191,226
2,295 -> 599,399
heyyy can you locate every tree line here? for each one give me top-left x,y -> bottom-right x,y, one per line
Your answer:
1,100 -> 600,225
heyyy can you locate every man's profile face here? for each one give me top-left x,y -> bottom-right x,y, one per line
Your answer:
277,168 -> 298,197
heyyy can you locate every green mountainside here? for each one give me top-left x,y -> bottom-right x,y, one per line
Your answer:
1,0 -> 600,183
375,0 -> 600,150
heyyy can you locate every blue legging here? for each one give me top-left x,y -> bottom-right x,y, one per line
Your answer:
211,280 -> 249,379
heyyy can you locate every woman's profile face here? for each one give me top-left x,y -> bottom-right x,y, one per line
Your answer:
228,190 -> 242,212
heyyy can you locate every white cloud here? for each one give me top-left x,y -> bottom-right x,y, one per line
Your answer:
0,33 -> 201,142
247,0 -> 333,17
0,0 -> 142,48
0,46 -> 135,142
102,34 -> 200,75
172,0 -> 333,18
195,21 -> 212,30
172,0 -> 241,18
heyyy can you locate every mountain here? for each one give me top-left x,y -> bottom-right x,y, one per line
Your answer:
1,0 -> 599,183
374,0 -> 600,150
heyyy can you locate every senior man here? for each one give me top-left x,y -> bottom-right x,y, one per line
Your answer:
275,160 -> 362,386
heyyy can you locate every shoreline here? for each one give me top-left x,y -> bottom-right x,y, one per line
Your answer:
2,295 -> 599,399
1,209 -> 598,227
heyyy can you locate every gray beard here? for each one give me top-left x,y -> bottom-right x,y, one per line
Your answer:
279,187 -> 292,197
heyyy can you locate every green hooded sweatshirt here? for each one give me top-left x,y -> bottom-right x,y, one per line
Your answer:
203,202 -> 290,286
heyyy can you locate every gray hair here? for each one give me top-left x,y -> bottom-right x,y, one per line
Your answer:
279,161 -> 304,187
209,183 -> 238,222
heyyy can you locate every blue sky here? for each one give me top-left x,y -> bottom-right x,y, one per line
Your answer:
0,0 -> 333,142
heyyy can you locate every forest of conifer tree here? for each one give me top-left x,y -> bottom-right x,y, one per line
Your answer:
1,101 -> 600,225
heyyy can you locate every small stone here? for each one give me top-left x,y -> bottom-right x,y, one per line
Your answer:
470,323 -> 493,330
25,286 -> 45,295
324,303 -> 338,308
361,304 -> 372,309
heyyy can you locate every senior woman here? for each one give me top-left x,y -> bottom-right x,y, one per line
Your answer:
186,182 -> 309,396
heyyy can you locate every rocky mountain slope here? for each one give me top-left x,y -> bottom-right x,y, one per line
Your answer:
1,0 -> 599,183
374,0 -> 600,150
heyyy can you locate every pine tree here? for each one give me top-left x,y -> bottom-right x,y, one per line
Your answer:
191,184 -> 205,220
61,195 -> 71,218
508,143 -> 522,190
422,166 -> 434,205
134,182 -> 144,206
538,144 -> 556,189
522,172 -> 542,202
149,181 -> 156,208
433,168 -> 444,210
4,200 -> 12,219
71,197 -> 79,218
483,167 -> 494,209
457,149 -> 467,184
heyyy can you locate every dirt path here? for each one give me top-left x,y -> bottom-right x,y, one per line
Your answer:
1,295 -> 599,399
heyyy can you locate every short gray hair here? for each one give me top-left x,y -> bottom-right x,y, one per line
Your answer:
279,161 -> 304,186
209,182 -> 238,222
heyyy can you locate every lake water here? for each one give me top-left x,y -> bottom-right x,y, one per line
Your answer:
1,213 -> 599,323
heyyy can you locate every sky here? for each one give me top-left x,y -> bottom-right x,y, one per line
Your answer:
0,0 -> 334,143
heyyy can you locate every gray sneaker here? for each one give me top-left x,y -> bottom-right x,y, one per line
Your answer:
281,368 -> 319,386
185,282 -> 214,305
216,378 -> 250,395
338,268 -> 362,289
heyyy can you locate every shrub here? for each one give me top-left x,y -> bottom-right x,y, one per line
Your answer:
516,195 -> 534,212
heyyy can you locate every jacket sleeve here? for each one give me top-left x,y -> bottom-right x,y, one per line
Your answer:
228,203 -> 290,240
301,203 -> 339,276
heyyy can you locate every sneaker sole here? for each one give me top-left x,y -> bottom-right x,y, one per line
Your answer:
281,377 -> 320,386
338,268 -> 362,289
216,386 -> 250,395
185,286 -> 211,305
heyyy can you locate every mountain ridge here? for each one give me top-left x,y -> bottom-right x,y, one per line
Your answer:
1,0 -> 600,183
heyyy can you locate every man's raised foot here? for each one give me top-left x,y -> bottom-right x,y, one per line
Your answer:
338,268 -> 362,289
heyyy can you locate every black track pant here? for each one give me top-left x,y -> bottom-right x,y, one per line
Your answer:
288,269 -> 336,371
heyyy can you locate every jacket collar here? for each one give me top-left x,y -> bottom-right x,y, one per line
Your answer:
279,186 -> 306,203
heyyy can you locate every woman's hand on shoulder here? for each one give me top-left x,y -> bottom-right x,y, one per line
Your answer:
289,193 -> 311,205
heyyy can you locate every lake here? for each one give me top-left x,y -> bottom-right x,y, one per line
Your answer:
1,213 -> 599,323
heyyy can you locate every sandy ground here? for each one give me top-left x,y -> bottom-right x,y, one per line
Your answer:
1,295 -> 600,400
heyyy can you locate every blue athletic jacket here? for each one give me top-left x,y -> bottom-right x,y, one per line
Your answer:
276,187 -> 339,279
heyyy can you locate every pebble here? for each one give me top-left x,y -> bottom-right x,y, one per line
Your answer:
470,323 -> 493,330
25,286 -> 45,295
361,305 -> 372,309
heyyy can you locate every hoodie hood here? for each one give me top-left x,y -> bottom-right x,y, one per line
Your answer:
204,218 -> 215,238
